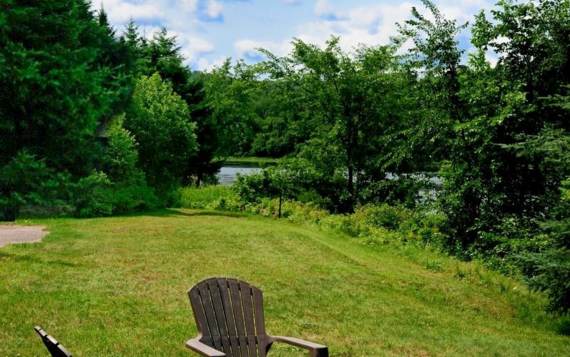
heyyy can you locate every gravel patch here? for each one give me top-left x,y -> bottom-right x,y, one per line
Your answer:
0,225 -> 48,248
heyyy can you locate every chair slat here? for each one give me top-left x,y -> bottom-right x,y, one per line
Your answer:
208,279 -> 232,355
189,288 -> 210,337
218,278 -> 241,355
252,288 -> 267,356
240,283 -> 258,357
198,284 -> 223,351
227,279 -> 248,357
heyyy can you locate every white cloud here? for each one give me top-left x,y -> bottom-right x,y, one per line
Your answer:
235,39 -> 292,59
92,0 -> 164,23
195,56 -> 227,71
204,0 -> 223,20
314,0 -> 344,20
181,0 -> 199,13
291,2 -> 416,55
182,37 -> 216,61
232,2 -> 414,61
276,0 -> 492,56
92,0 -> 497,72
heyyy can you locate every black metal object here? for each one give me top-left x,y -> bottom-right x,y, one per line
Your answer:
34,326 -> 72,357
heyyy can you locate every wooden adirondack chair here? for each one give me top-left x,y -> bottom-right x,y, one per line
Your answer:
34,326 -> 73,357
186,278 -> 329,357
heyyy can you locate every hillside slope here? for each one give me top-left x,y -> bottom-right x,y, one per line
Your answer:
0,210 -> 568,356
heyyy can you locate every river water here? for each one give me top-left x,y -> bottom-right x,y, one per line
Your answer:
216,165 -> 442,197
216,166 -> 262,185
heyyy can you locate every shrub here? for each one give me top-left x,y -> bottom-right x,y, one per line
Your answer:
233,170 -> 273,204
233,158 -> 331,211
71,171 -> 114,218
0,151 -> 59,220
356,204 -> 412,230
359,177 -> 431,208
557,316 -> 570,336
110,183 -> 160,214
103,115 -> 140,182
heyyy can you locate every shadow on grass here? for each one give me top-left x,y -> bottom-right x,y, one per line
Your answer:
15,208 -> 250,222
0,251 -> 79,267
141,208 -> 248,219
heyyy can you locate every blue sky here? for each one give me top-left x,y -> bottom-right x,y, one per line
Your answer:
91,0 -> 496,71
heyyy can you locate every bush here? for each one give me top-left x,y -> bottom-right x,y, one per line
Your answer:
521,248 -> 570,314
359,177 -> 433,208
233,158 -> 332,210
103,115 -> 140,182
110,183 -> 160,214
557,316 -> 570,336
71,171 -> 114,218
356,204 -> 412,230
0,151 -> 63,220
233,170 -> 274,204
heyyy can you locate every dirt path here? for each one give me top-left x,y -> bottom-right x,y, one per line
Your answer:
0,225 -> 48,248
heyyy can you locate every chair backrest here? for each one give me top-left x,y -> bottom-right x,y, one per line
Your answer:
189,277 -> 271,357
34,326 -> 73,357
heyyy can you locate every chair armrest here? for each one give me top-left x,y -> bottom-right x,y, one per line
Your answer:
185,338 -> 226,357
34,326 -> 73,357
271,336 -> 328,357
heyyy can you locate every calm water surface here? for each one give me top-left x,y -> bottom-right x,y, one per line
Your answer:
217,166 -> 262,185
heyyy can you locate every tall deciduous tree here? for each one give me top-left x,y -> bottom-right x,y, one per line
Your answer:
258,38 -> 411,211
124,26 -> 218,184
126,73 -> 197,189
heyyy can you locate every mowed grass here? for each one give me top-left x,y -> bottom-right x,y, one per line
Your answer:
1,210 -> 569,356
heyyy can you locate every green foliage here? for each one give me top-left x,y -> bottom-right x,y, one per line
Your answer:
1,0 -> 569,319
178,185 -> 239,209
261,38 -> 412,210
320,204 -> 447,247
128,27 -> 219,184
521,179 -> 570,313
102,115 -> 140,182
0,0 -> 134,174
557,316 -> 570,336
72,171 -> 113,218
0,151 -> 72,220
205,60 -> 262,156
233,159 -> 332,211
126,73 -> 197,188
71,171 -> 159,218
108,182 -> 160,214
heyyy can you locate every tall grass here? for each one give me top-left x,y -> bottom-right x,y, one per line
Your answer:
178,185 -> 238,209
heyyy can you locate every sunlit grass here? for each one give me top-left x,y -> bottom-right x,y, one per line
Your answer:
0,210 -> 568,356
178,185 -> 237,209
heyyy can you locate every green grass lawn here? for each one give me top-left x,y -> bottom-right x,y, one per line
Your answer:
1,210 -> 568,356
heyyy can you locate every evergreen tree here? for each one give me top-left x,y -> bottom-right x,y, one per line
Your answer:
0,0 -> 129,174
